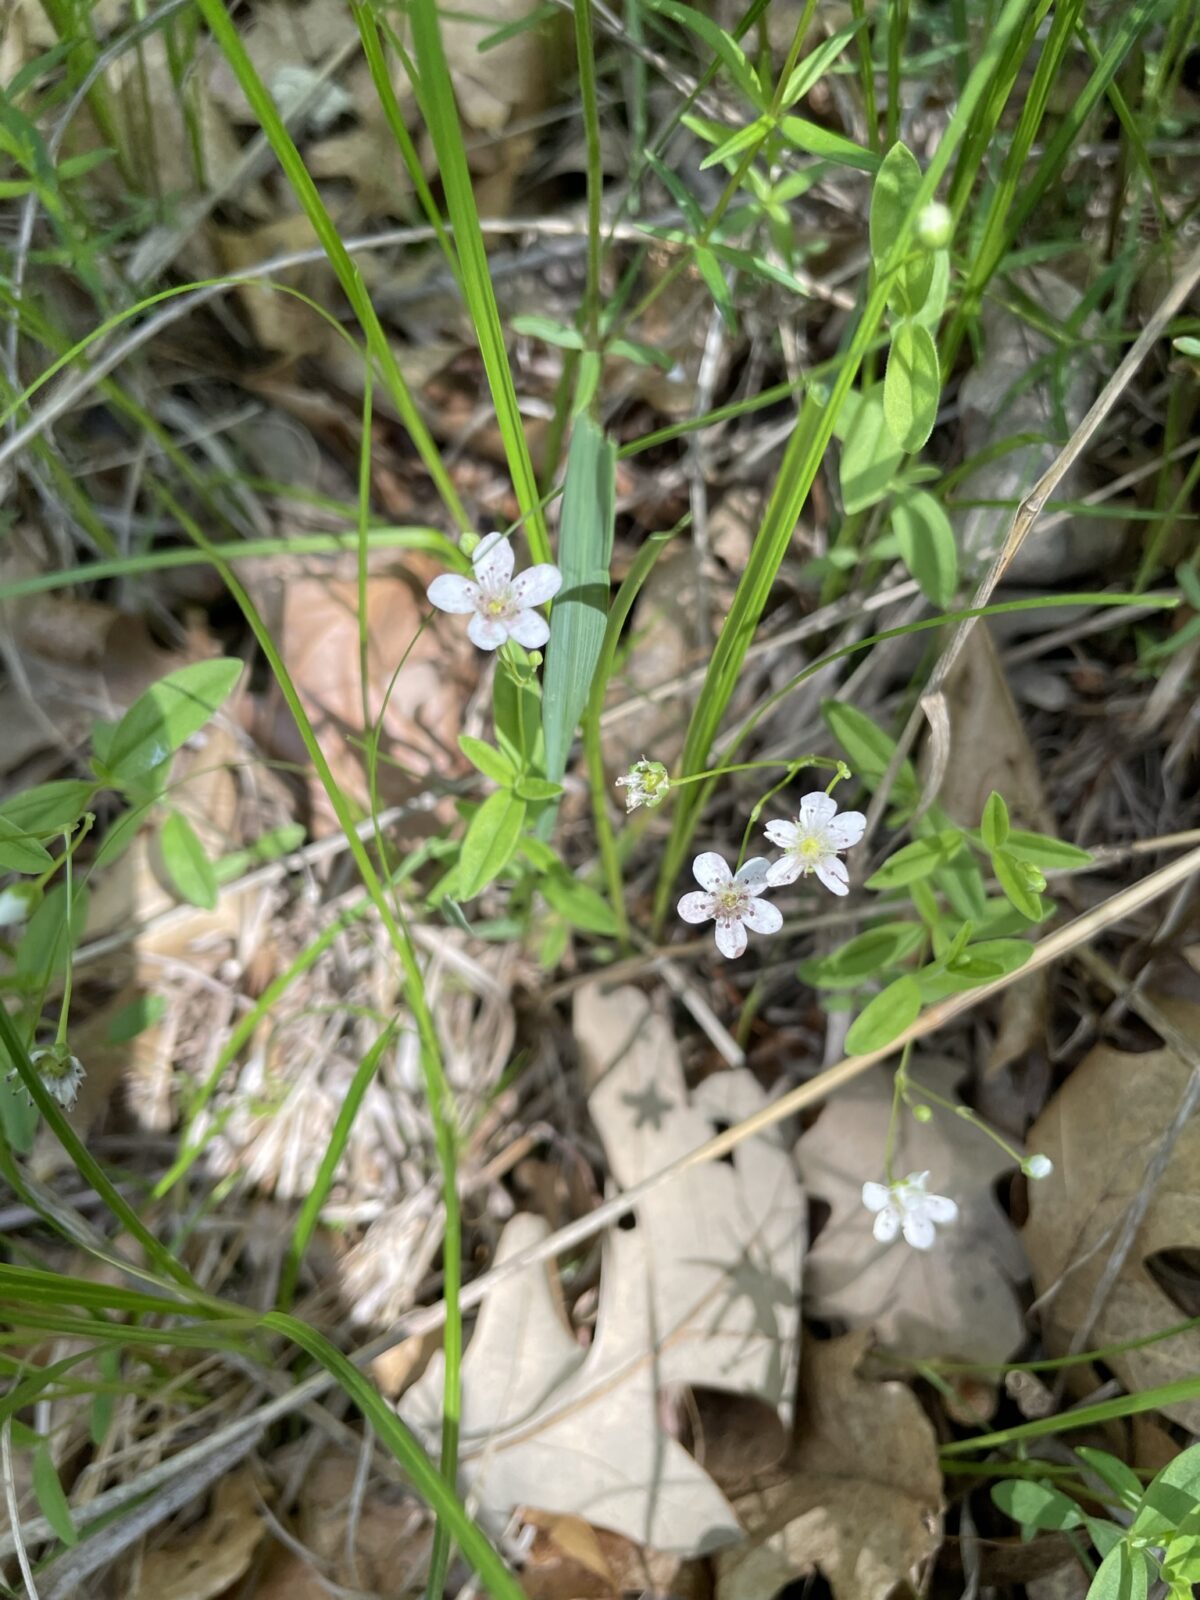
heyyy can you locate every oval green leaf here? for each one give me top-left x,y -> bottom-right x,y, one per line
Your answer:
884,321 -> 940,452
458,790 -> 526,900
845,974 -> 921,1054
891,490 -> 957,608
866,830 -> 962,889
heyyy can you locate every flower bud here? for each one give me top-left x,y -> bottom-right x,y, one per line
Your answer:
1024,1153 -> 1053,1180
916,201 -> 953,250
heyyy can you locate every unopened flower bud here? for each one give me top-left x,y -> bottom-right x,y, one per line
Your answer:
1024,1153 -> 1053,1180
917,201 -> 953,250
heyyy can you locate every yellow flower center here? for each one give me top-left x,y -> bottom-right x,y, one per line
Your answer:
798,835 -> 824,862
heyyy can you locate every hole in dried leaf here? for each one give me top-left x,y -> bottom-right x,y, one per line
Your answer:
1144,1248 -> 1200,1317
771,1571 -> 834,1600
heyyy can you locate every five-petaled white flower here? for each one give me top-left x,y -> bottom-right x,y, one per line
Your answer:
616,758 -> 670,812
8,1046 -> 86,1112
677,853 -> 782,960
862,1170 -> 958,1251
427,532 -> 562,652
764,791 -> 866,896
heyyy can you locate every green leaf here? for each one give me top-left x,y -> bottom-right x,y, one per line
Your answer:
884,321 -> 941,452
643,0 -> 764,105
0,780 -> 95,837
778,115 -> 877,171
493,665 -> 543,773
870,142 -> 934,313
822,701 -> 919,805
914,248 -> 951,330
607,337 -> 676,371
698,115 -> 771,171
33,1442 -> 78,1546
0,816 -> 54,874
1089,1543 -> 1148,1600
104,993 -> 169,1045
514,776 -> 564,801
100,659 -> 243,785
510,314 -> 584,349
799,922 -> 926,988
992,847 -> 1045,921
93,803 -> 154,869
845,974 -> 921,1054
866,830 -> 963,889
1076,1448 -> 1145,1510
981,791 -> 1010,851
458,790 -> 526,899
1002,829 -> 1092,870
1086,1516 -> 1129,1561
1131,1443 -> 1200,1541
838,388 -> 904,514
781,18 -> 862,105
159,812 -> 219,910
540,872 -> 619,936
693,244 -> 736,329
16,884 -> 89,983
458,735 -> 515,787
991,1478 -> 1082,1531
892,491 -> 957,608
870,142 -> 919,264
542,415 -> 616,782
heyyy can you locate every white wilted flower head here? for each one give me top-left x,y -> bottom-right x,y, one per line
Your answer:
8,1044 -> 86,1111
677,852 -> 782,960
1024,1153 -> 1053,1180
764,791 -> 866,896
616,757 -> 670,812
426,532 -> 562,652
862,1170 -> 958,1251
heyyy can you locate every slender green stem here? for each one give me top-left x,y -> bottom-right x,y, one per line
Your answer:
583,528 -> 682,948
573,0 -> 604,355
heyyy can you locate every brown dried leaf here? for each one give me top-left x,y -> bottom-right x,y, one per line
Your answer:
248,554 -> 476,833
402,984 -> 803,1554
716,1332 -> 942,1600
931,627 -> 1050,831
131,1469 -> 265,1600
1023,1000 -> 1200,1432
797,1061 -> 1028,1363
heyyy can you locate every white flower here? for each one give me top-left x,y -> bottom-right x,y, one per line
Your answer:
616,758 -> 670,812
764,791 -> 866,896
862,1170 -> 958,1251
1024,1153 -> 1053,1180
8,1046 -> 86,1111
427,532 -> 562,652
677,853 -> 782,960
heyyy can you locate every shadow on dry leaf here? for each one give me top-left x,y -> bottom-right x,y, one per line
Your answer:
1024,996 -> 1200,1433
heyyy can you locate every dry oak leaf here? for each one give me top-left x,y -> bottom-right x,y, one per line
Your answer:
716,1331 -> 943,1600
797,1061 -> 1028,1364
130,1469 -> 265,1600
1023,1001 -> 1200,1432
403,984 -> 804,1554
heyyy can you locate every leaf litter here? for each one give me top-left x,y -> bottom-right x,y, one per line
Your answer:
402,982 -> 803,1552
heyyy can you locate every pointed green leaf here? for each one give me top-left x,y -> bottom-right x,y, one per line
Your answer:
160,812 -> 218,910
33,1443 -> 78,1546
458,735 -> 516,787
838,387 -> 904,513
0,816 -> 53,874
981,791 -> 1010,851
991,1478 -> 1082,1531
101,659 -> 243,785
457,791 -> 526,899
866,831 -> 963,889
892,490 -> 957,608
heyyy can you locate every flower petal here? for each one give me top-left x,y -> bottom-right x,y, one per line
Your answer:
798,791 -> 838,827
827,811 -> 867,849
862,1181 -> 890,1213
506,608 -> 550,648
814,857 -> 850,896
741,897 -> 782,935
714,918 -> 748,959
511,563 -> 563,608
693,852 -> 732,891
427,574 -> 480,614
922,1194 -> 958,1225
902,1212 -> 936,1250
677,891 -> 714,925
735,856 -> 771,887
467,611 -> 509,651
873,1206 -> 901,1242
763,819 -> 798,850
766,856 -> 802,888
472,532 -> 513,586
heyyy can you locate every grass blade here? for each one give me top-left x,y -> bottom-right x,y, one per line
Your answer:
542,415 -> 617,782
